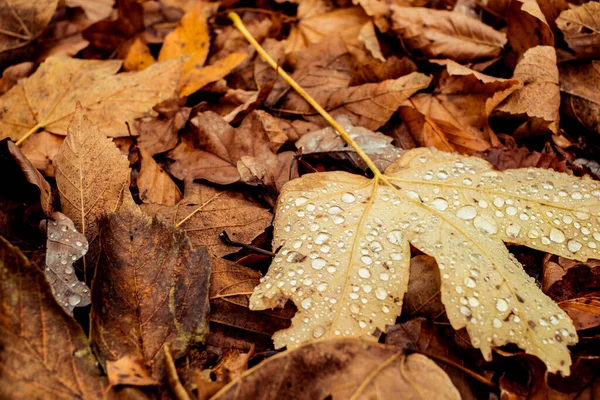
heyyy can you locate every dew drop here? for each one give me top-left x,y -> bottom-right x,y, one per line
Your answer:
311,258 -> 326,270
468,297 -> 480,307
493,197 -> 505,208
65,267 -> 73,274
68,294 -> 81,306
473,216 -> 498,234
375,287 -> 387,300
549,228 -> 566,243
358,268 -> 371,279
437,170 -> 449,179
567,240 -> 582,253
379,273 -> 389,281
301,298 -> 313,309
462,178 -> 472,185
341,193 -> 356,203
360,256 -> 373,265
506,224 -> 521,238
460,306 -> 472,316
314,233 -> 330,245
386,230 -> 403,245
456,206 -> 477,220
313,326 -> 325,338
295,197 -> 308,206
496,298 -> 508,312
328,206 -> 343,215
464,277 -> 476,288
506,206 -> 517,216
493,318 -> 502,328
333,216 -> 345,224
317,283 -> 328,292
431,198 -> 449,211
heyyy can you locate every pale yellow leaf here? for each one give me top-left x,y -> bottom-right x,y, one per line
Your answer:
251,147 -> 600,375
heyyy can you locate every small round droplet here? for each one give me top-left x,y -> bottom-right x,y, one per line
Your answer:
358,268 -> 371,279
549,228 -> 566,243
493,197 -> 505,208
311,258 -> 326,270
342,193 -> 356,203
312,326 -> 325,338
457,206 -> 477,220
464,277 -> 476,288
301,298 -> 313,309
317,283 -> 328,292
567,240 -> 582,253
506,206 -> 517,216
68,294 -> 81,306
314,233 -> 330,245
375,287 -> 387,300
328,206 -> 343,215
506,224 -> 521,238
360,255 -> 373,265
460,306 -> 472,316
496,298 -> 508,312
295,197 -> 308,206
75,241 -> 82,247
386,230 -> 403,245
431,198 -> 449,211
473,216 -> 497,234
493,318 -> 502,328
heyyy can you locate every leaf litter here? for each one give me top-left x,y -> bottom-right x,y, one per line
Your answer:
2,1 -> 600,398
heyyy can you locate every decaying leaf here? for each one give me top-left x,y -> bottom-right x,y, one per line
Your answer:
495,46 -> 560,134
0,0 -> 59,66
559,293 -> 600,331
91,206 -> 211,379
251,147 -> 600,374
212,339 -> 461,400
390,6 -> 507,62
0,236 -> 107,399
107,355 -> 159,387
54,106 -> 130,276
0,55 -> 181,143
296,115 -> 403,171
402,255 -> 445,320
506,0 -> 553,62
143,180 -> 272,257
556,2 -> 600,60
559,60 -> 600,135
44,212 -> 91,316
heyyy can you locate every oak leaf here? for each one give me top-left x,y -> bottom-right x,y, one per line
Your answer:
212,339 -> 461,400
0,55 -> 182,143
495,46 -> 560,134
556,2 -> 600,60
0,236 -> 107,399
251,147 -> 600,374
91,206 -> 211,379
143,180 -> 272,257
389,6 -> 507,62
44,212 -> 91,316
54,106 -> 130,276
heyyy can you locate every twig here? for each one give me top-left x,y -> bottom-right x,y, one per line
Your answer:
219,231 -> 275,256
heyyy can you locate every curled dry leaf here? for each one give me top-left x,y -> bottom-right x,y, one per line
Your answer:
44,212 -> 91,316
283,72 -> 432,131
559,293 -> 600,331
0,236 -> 107,399
143,180 -> 272,257
495,46 -> 560,134
54,106 -> 130,276
559,60 -> 600,135
296,115 -> 403,172
251,147 -> 600,374
556,2 -> 600,60
0,55 -> 182,143
212,339 -> 461,400
0,0 -> 59,66
390,6 -> 507,62
180,52 -> 248,97
137,146 -> 182,206
507,0 -> 553,62
401,61 -> 520,153
91,206 -> 211,380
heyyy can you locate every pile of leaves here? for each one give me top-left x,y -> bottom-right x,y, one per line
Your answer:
1,0 -> 600,398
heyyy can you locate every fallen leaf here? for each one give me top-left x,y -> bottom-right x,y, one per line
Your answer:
158,1 -> 209,62
559,60 -> 600,135
91,206 -> 211,379
542,256 -> 600,300
136,97 -> 191,156
167,111 -> 282,186
65,0 -> 114,23
495,46 -> 560,134
350,55 -> 417,85
179,52 -> 248,97
0,61 -> 34,95
282,72 -> 432,131
143,180 -> 272,257
54,106 -> 131,277
359,20 -> 385,62
559,293 -> 600,331
107,355 -> 159,387
402,255 -> 445,320
401,61 -> 520,153
18,130 -> 63,176
2,138 -> 54,215
295,115 -> 404,171
44,212 -> 91,316
212,339 -> 461,400
0,236 -> 107,398
476,147 -> 569,172
0,0 -> 59,67
123,36 -> 156,71
251,147 -> 600,374
0,56 -> 182,143
390,6 -> 507,62
137,146 -> 182,206
557,2 -> 600,60
506,0 -> 554,62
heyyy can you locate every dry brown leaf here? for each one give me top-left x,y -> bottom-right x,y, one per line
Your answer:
559,60 -> 600,135
351,55 -> 417,85
137,146 -> 182,206
0,56 -> 182,143
65,0 -> 114,23
476,147 -> 569,172
0,61 -> 34,95
252,147 -> 599,374
495,46 -> 560,134
403,255 -> 445,320
0,236 -> 107,399
44,212 -> 91,316
282,72 -> 432,131
18,130 -> 63,176
167,111 -> 284,187
107,355 -> 159,387
136,97 -> 191,156
158,0 -> 209,62
507,0 -> 554,62
212,339 -> 461,400
402,61 -> 520,153
359,20 -> 385,62
143,180 -> 272,257
559,293 -> 600,331
180,52 -> 248,97
0,0 -> 59,67
54,106 -> 130,276
123,36 -> 156,71
557,2 -> 600,60
390,6 -> 506,62
296,115 -> 403,171
91,206 -> 211,379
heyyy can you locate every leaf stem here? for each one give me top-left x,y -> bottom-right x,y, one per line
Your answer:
15,123 -> 44,146
228,12 -> 384,178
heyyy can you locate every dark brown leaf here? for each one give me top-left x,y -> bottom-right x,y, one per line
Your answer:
559,293 -> 600,331
91,206 -> 210,379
